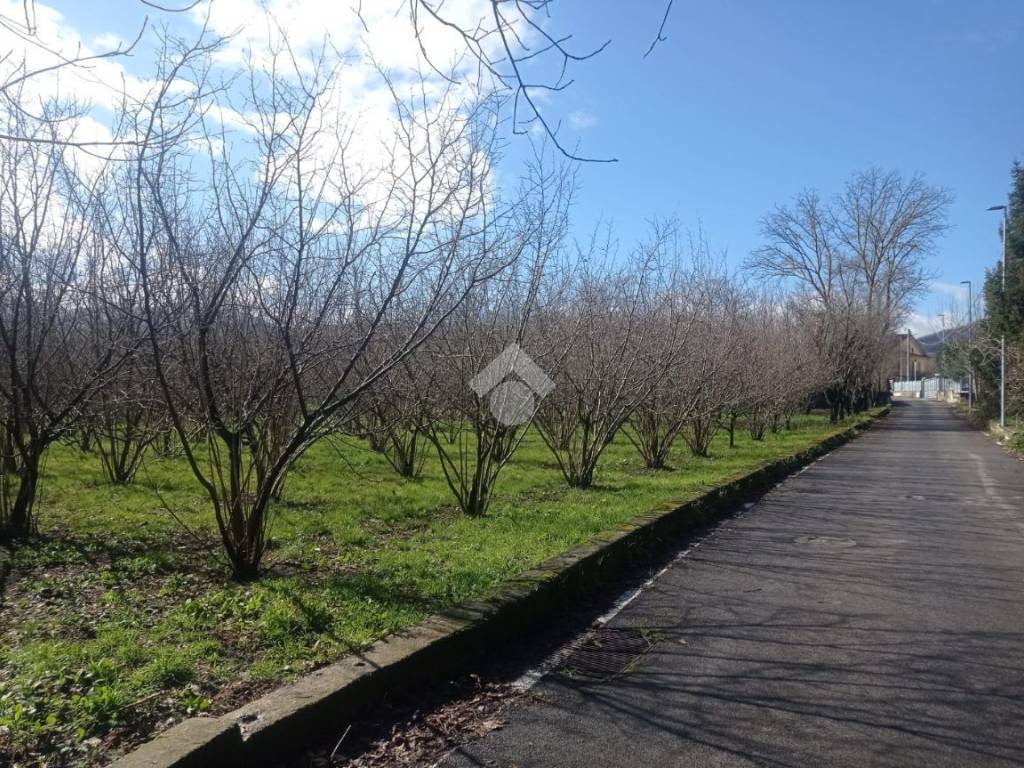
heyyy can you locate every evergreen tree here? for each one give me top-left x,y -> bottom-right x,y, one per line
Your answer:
983,163 -> 1024,342
979,163 -> 1024,420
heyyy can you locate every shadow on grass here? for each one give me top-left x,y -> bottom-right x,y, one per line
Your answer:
262,569 -> 441,654
7,527 -> 227,582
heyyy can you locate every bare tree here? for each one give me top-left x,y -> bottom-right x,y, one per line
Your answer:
626,236 -> 732,469
535,223 -> 684,487
125,43 -> 509,577
417,150 -> 574,516
0,98 -> 138,537
407,0 -> 612,162
0,1 -> 207,147
737,299 -> 821,440
834,169 -> 949,321
749,191 -> 837,305
87,355 -> 164,484
358,362 -> 431,479
751,169 -> 950,421
407,0 -> 675,162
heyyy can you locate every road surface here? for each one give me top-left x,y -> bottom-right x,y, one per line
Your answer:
444,401 -> 1024,768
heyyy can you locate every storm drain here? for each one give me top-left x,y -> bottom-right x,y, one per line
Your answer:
553,626 -> 655,683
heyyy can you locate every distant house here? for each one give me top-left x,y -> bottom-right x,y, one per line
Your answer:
888,332 -> 936,381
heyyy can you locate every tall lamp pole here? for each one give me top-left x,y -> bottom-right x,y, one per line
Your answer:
938,314 -> 947,395
961,280 -> 973,410
988,204 -> 1009,429
906,328 -> 911,384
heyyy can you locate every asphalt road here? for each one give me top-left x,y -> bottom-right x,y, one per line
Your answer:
444,401 -> 1024,768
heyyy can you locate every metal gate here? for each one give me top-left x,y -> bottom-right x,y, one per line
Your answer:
892,377 -> 958,400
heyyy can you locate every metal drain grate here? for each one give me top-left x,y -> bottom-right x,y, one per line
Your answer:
554,626 -> 655,683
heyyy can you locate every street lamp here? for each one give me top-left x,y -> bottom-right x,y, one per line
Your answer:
906,327 -> 911,383
961,280 -> 973,410
937,313 -> 947,395
937,313 -> 950,397
988,204 -> 1009,429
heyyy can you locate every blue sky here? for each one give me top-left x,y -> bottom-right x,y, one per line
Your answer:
531,0 -> 1023,334
39,0 -> 1024,334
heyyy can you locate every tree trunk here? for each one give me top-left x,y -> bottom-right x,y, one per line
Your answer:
463,470 -> 493,517
568,462 -> 596,489
5,452 -> 40,539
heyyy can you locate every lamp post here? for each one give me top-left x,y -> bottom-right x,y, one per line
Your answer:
961,280 -> 973,409
988,204 -> 1009,429
937,313 -> 947,395
906,327 -> 911,385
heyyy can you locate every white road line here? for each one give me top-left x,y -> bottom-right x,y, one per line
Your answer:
511,500 -> 758,692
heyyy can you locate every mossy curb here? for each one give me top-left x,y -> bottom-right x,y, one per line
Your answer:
110,409 -> 887,768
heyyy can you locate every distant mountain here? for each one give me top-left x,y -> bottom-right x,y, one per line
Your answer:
917,322 -> 979,357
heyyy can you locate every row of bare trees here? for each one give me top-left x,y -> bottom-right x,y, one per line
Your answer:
0,29 -> 940,578
750,170 -> 951,421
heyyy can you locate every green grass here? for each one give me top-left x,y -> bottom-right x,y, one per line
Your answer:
0,410 -> 879,766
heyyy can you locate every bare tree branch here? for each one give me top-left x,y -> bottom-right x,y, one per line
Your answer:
643,0 -> 674,59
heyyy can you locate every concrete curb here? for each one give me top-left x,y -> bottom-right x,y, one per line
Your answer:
110,409 -> 887,768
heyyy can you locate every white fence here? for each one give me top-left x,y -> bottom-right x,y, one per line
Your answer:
891,377 -> 963,400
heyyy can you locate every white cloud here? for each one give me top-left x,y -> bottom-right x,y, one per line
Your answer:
906,312 -> 944,338
182,0 -> 527,223
568,110 -> 596,130
930,280 -> 969,302
914,280 -> 982,334
0,0 -> 170,178
190,0 -> 496,74
0,1 -> 152,112
1,0 -> 526,222
92,32 -> 124,50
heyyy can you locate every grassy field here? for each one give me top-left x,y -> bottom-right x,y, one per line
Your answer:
0,411 -> 878,766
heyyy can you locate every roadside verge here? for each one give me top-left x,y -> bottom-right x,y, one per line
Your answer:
948,402 -> 1023,460
111,408 -> 888,768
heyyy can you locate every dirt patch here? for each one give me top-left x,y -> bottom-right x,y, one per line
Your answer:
285,676 -> 522,768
